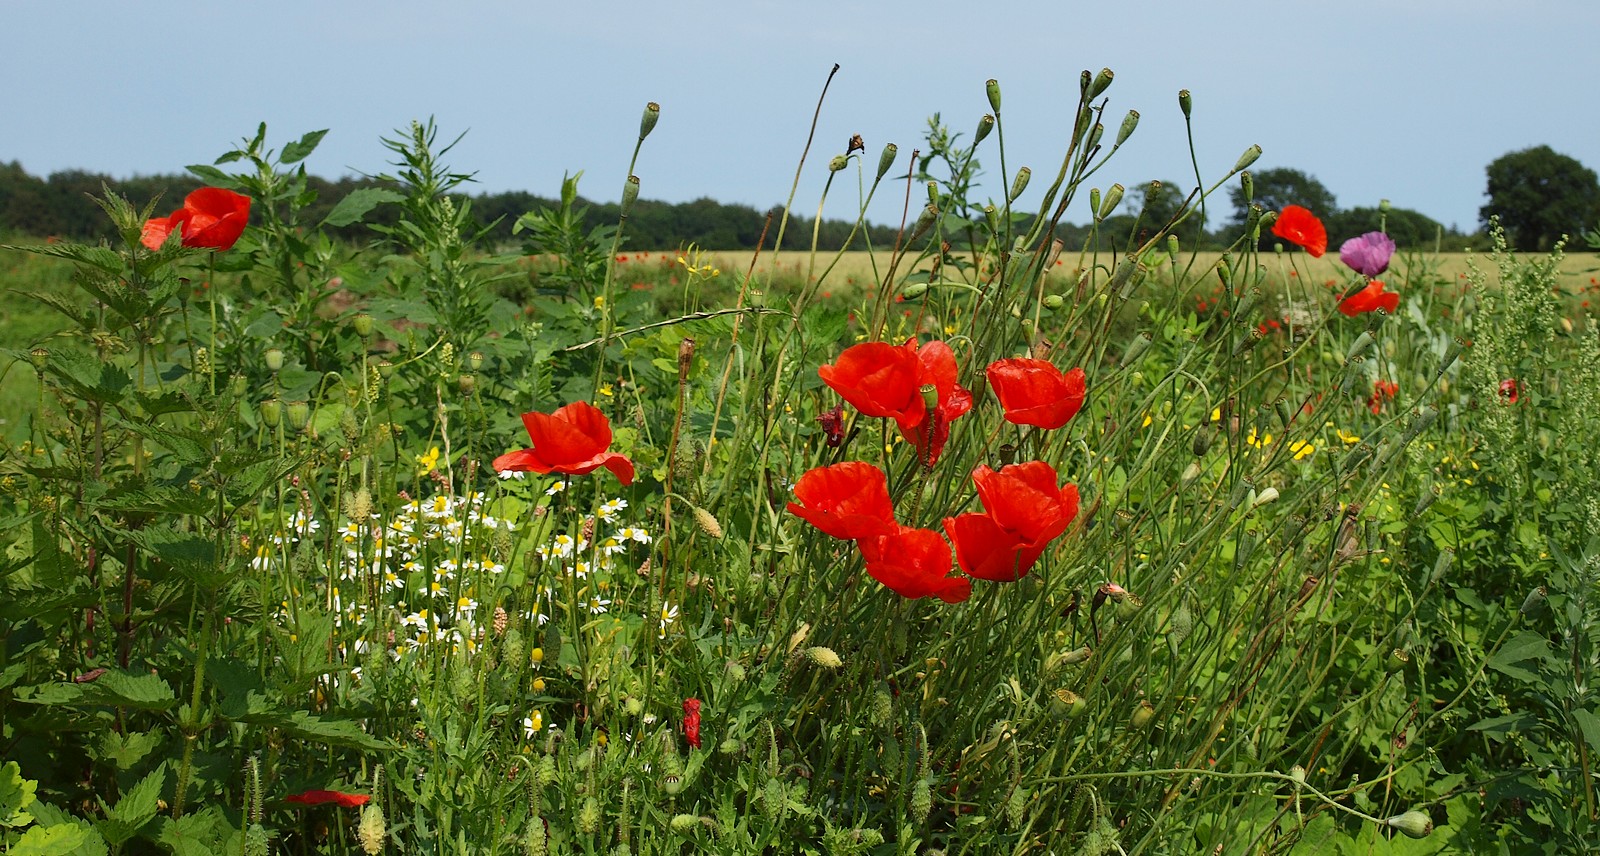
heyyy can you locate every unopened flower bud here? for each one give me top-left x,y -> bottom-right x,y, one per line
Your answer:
1177,89 -> 1192,119
357,803 -> 386,854
1386,810 -> 1433,839
1430,549 -> 1454,584
974,114 -> 995,145
1131,700 -> 1155,730
1192,424 -> 1214,457
1087,68 -> 1114,100
670,814 -> 697,833
1089,187 -> 1102,217
1008,166 -> 1031,202
805,646 -> 842,669
577,795 -> 601,834
1115,110 -> 1139,147
1042,294 -> 1064,311
1234,145 -> 1263,173
621,175 -> 640,218
828,154 -> 849,173
264,348 -> 284,372
900,282 -> 929,300
352,313 -> 374,338
877,143 -> 898,180
692,505 -> 723,539
640,101 -> 661,140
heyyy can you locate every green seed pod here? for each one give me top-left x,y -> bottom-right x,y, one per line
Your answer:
264,347 -> 285,372
259,399 -> 283,429
1346,331 -> 1375,362
285,400 -> 310,431
1386,648 -> 1410,672
1079,69 -> 1093,98
352,313 -> 374,339
806,646 -> 843,669
1430,549 -> 1455,584
1089,187 -> 1102,217
1386,810 -> 1433,839
911,203 -> 938,243
27,347 -> 49,372
1042,294 -> 1064,311
1131,700 -> 1155,730
910,778 -> 933,822
1115,110 -> 1139,147
376,359 -> 395,379
974,114 -> 995,145
1177,89 -> 1192,119
1234,144 -> 1263,173
621,175 -> 640,218
1085,122 -> 1104,153
457,373 -> 476,394
986,79 -> 1002,113
900,282 -> 930,300
1240,170 -> 1254,203
1087,68 -> 1114,100
828,154 -> 849,172
1193,424 -> 1214,457
670,814 -> 697,833
1008,166 -> 1031,202
1121,332 -> 1152,365
468,351 -> 485,372
640,101 -> 661,140
1275,397 -> 1294,428
1379,197 -> 1391,214
1097,183 -> 1124,220
876,143 -> 898,181
1289,765 -> 1306,786
1520,585 -> 1548,615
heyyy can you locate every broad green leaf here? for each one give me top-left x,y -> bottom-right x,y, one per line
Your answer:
92,731 -> 163,772
157,808 -> 224,856
279,129 -> 329,165
12,823 -> 92,856
95,762 -> 164,846
1466,712 -> 1537,738
19,670 -> 176,711
1574,708 -> 1600,756
20,803 -> 107,856
322,188 -> 405,228
184,164 -> 236,187
0,760 -> 38,827
278,711 -> 390,751
1486,631 -> 1554,683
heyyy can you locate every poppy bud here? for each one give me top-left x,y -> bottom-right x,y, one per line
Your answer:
1385,810 -> 1433,839
670,813 -> 697,833
692,505 -> 723,539
285,400 -> 310,431
1386,648 -> 1410,672
877,143 -> 898,181
901,282 -> 929,301
1130,700 -> 1155,730
1115,110 -> 1139,147
640,101 -> 660,140
1250,487 -> 1280,509
974,114 -> 995,145
1178,89 -> 1192,119
986,78 -> 1002,113
1097,184 -> 1124,221
357,803 -> 386,854
1008,167 -> 1031,202
1234,144 -> 1263,173
621,175 -> 640,219
577,795 -> 601,834
828,154 -> 849,173
805,646 -> 842,669
1520,585 -> 1548,616
264,348 -> 284,372
1042,294 -> 1064,311
1087,68 -> 1114,100
1180,461 -> 1203,485
352,313 -> 374,339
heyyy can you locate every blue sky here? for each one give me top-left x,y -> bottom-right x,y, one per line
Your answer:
6,0 -> 1598,236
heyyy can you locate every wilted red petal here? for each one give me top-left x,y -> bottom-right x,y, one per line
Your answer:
858,526 -> 971,602
1271,205 -> 1327,257
786,461 -> 897,540
986,359 -> 1086,429
285,789 -> 369,808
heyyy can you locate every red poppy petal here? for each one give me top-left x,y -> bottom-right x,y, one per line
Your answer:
859,526 -> 968,601
943,513 -> 1033,582
522,406 -> 608,467
819,342 -> 922,421
788,461 -> 897,539
491,448 -> 550,474
140,214 -> 180,251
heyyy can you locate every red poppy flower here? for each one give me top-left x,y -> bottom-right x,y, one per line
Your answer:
858,526 -> 972,603
1499,378 -> 1520,404
1367,379 -> 1399,415
942,461 -> 1079,582
492,401 -> 635,484
141,187 -> 252,252
1338,280 -> 1400,316
986,358 -> 1087,429
285,790 -> 370,808
1271,205 -> 1327,257
819,339 -> 973,464
682,698 -> 702,749
786,461 -> 897,540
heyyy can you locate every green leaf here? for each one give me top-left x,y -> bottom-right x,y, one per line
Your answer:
184,164 -> 236,187
322,188 -> 405,228
20,803 -> 106,856
1486,631 -> 1555,683
277,711 -> 390,751
156,808 -> 223,856
1574,708 -> 1600,757
12,823 -> 93,856
0,761 -> 39,827
1466,712 -> 1537,738
95,762 -> 165,846
18,670 -> 177,711
279,129 -> 329,165
92,731 -> 163,772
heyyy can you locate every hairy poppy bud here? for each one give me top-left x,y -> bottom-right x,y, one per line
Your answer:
877,143 -> 898,181
974,114 -> 995,145
1177,89 -> 1192,119
692,505 -> 723,539
640,101 -> 660,140
805,646 -> 843,669
357,803 -> 386,854
986,79 -> 1002,113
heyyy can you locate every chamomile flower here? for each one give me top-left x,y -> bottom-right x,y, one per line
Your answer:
523,711 -> 544,738
498,469 -> 526,480
597,497 -> 629,520
587,596 -> 612,615
546,481 -> 567,498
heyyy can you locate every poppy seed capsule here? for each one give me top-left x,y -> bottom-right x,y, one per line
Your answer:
986,79 -> 1002,113
828,154 -> 849,172
1131,700 -> 1155,729
1087,68 -> 1114,100
457,374 -> 475,394
1050,688 -> 1087,718
1234,144 -> 1263,173
376,359 -> 395,379
468,351 -> 484,371
974,114 -> 995,145
1097,184 -> 1123,221
1178,88 -> 1192,118
28,347 -> 49,372
877,143 -> 898,181
1042,294 -> 1064,311
1115,110 -> 1139,147
1180,461 -> 1203,485
621,175 -> 640,218
1085,122 -> 1104,153
1240,171 -> 1254,203
1008,167 -> 1031,202
640,101 -> 660,140
1386,810 -> 1433,839
1386,648 -> 1410,672
1289,765 -> 1306,786
285,401 -> 310,430
352,313 -> 374,339
259,399 -> 283,428
264,348 -> 284,372
1520,585 -> 1548,615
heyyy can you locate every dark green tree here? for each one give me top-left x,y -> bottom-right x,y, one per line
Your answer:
1325,205 -> 1447,249
1480,145 -> 1600,251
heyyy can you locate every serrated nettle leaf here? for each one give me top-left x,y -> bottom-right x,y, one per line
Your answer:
1,760 -> 39,827
18,670 -> 176,711
12,822 -> 95,855
92,730 -> 163,772
94,762 -> 165,846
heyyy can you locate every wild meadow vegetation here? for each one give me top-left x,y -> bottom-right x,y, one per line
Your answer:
2,71 -> 1599,855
